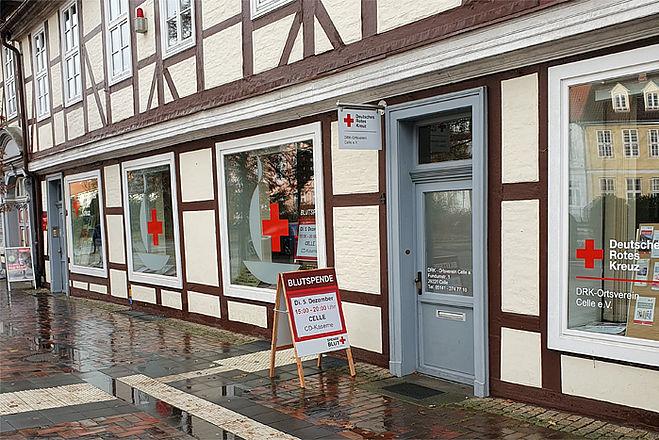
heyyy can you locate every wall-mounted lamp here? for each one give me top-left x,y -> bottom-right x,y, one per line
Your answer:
135,8 -> 147,33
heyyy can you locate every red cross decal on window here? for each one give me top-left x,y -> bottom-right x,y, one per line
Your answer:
576,239 -> 603,269
339,336 -> 346,344
343,113 -> 354,128
72,198 -> 80,216
262,203 -> 288,252
147,209 -> 163,246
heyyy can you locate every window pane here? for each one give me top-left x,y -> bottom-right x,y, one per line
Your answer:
180,0 -> 190,10
224,141 -> 317,289
166,0 -> 177,19
181,10 -> 192,40
418,107 -> 472,164
68,178 -> 103,268
112,52 -> 121,75
127,165 -> 177,277
167,19 -> 178,47
568,71 -> 659,343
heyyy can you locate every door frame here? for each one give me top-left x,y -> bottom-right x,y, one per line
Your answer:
385,87 -> 488,397
46,173 -> 69,295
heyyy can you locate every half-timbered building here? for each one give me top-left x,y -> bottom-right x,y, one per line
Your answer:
0,0 -> 657,428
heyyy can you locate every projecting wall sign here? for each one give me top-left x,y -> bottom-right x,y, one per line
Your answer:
337,102 -> 385,150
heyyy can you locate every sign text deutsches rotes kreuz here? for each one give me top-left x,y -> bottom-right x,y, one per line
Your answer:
338,107 -> 382,150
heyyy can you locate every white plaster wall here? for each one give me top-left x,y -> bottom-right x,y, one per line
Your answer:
501,199 -> 539,316
500,327 -> 542,388
168,58 -> 197,98
87,95 -> 104,132
54,111 -> 65,145
25,81 -> 33,120
320,0 -> 361,45
138,63 -> 156,113
89,283 -> 108,294
187,291 -> 221,317
51,64 -> 62,109
67,107 -> 85,140
161,289 -> 183,309
164,82 -> 174,104
45,263 -> 51,283
131,284 -> 156,304
377,0 -> 461,33
202,0 -> 241,29
38,123 -> 53,151
333,206 -> 380,294
183,210 -> 219,286
342,301 -> 382,353
106,214 -> 126,264
110,269 -> 128,298
111,86 -> 134,123
253,15 -> 296,74
72,280 -> 88,290
43,231 -> 48,255
22,37 -> 31,78
86,33 -> 104,85
180,149 -> 214,202
331,121 -> 378,194
314,17 -> 333,55
227,301 -> 267,327
136,0 -> 156,62
83,0 -> 102,35
288,26 -> 303,64
561,355 -> 659,413
104,165 -> 122,207
204,24 -> 242,89
48,15 -> 60,61
501,73 -> 539,183
41,180 -> 48,211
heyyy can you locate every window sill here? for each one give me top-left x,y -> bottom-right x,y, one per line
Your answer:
64,96 -> 83,108
162,38 -> 195,60
70,265 -> 107,279
108,70 -> 132,88
128,271 -> 183,290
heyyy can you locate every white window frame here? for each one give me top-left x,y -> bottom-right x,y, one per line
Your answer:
60,0 -> 82,106
595,130 -> 613,158
251,0 -> 295,19
622,128 -> 639,158
612,91 -> 629,112
548,44 -> 659,367
122,152 -> 183,289
64,170 -> 108,278
649,129 -> 659,157
652,178 -> 659,196
32,27 -> 51,120
159,0 -> 195,58
104,0 -> 132,85
599,177 -> 615,195
216,123 -> 326,303
646,91 -> 659,110
2,47 -> 17,119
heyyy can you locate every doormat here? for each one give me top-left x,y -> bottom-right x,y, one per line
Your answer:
381,382 -> 445,399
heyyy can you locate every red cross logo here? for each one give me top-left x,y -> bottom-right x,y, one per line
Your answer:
262,203 -> 288,252
343,113 -> 354,128
72,198 -> 80,216
147,209 -> 163,246
339,336 -> 346,344
576,239 -> 603,269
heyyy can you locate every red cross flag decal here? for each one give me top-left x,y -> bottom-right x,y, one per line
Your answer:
576,239 -> 603,269
343,113 -> 354,127
72,198 -> 81,217
147,209 -> 163,246
262,203 -> 288,252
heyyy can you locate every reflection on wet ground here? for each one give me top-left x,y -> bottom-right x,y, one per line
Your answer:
0,287 -> 601,439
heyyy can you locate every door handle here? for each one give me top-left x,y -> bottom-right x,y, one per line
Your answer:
414,271 -> 422,295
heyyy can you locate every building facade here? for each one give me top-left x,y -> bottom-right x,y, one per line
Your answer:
0,0 -> 657,428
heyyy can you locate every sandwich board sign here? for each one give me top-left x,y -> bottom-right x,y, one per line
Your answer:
270,268 -> 355,387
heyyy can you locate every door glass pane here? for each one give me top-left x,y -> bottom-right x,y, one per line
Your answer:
418,107 -> 472,164
425,190 -> 473,296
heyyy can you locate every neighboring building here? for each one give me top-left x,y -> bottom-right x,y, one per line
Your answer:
0,0 -> 657,428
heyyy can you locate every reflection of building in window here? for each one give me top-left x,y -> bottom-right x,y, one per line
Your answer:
622,129 -> 639,157
611,83 -> 630,112
649,129 -> 659,156
626,177 -> 641,200
652,178 -> 659,195
568,182 -> 581,206
596,130 -> 613,157
599,177 -> 615,195
643,81 -> 659,111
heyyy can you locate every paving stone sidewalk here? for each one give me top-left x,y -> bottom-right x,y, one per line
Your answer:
1,286 -> 657,439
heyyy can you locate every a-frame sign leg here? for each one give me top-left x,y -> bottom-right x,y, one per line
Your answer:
346,348 -> 356,377
269,279 -> 282,378
317,354 -> 322,369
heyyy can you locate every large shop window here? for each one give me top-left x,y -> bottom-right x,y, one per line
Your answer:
549,45 -> 659,366
217,124 -> 326,303
64,171 -> 107,277
122,154 -> 182,288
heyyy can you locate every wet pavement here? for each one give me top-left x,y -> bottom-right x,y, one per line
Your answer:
0,285 -> 656,439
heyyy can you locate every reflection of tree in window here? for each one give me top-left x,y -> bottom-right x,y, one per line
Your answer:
69,178 -> 102,268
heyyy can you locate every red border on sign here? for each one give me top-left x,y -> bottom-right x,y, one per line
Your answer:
284,285 -> 348,343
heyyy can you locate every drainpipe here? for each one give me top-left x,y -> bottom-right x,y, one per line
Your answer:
2,33 -> 42,288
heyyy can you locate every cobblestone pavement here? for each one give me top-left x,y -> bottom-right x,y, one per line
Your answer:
1,286 -> 657,439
